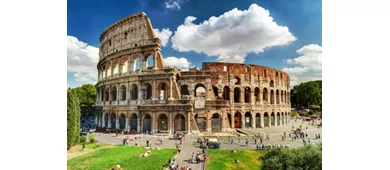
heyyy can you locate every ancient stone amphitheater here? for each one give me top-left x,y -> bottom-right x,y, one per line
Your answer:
95,12 -> 291,134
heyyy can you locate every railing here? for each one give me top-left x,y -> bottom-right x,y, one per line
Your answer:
205,100 -> 230,107
143,99 -> 193,105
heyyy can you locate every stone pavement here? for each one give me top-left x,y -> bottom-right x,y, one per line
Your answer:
174,139 -> 204,170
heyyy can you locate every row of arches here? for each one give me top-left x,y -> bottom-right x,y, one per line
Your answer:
97,113 -> 187,133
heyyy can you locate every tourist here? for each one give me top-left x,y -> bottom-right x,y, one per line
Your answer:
256,143 -> 259,150
305,133 -> 308,139
254,138 -> 257,144
308,138 -> 311,143
246,139 -> 249,146
260,138 -> 262,144
146,140 -> 149,147
178,146 -> 181,154
191,152 -> 195,163
123,138 -> 126,145
204,154 -> 207,162
82,143 -> 85,151
318,134 -> 321,139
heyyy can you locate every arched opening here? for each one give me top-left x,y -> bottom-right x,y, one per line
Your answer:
102,66 -> 107,79
195,84 -> 206,98
146,55 -> 154,69
271,112 -> 275,126
285,91 -> 287,104
105,87 -> 110,101
111,86 -> 117,101
223,66 -> 227,71
244,87 -> 251,103
158,114 -> 168,132
223,86 -> 230,100
245,112 -> 252,128
211,113 -> 221,131
174,114 -> 186,132
121,57 -> 128,74
143,114 -> 151,133
281,91 -> 284,103
245,66 -> 250,73
212,86 -> 218,98
270,80 -> 274,87
235,76 -> 241,85
110,113 -> 116,129
133,56 -> 140,72
180,85 -> 190,96
195,114 -> 206,132
256,113 -> 261,128
263,88 -> 268,103
281,112 -> 284,125
227,113 -> 232,128
276,90 -> 280,104
130,113 -> 138,131
270,90 -> 275,104
120,85 -> 126,101
263,69 -> 267,77
234,112 -> 242,128
130,84 -> 138,100
144,83 -> 152,100
277,112 -> 281,126
119,113 -> 126,129
255,87 -> 260,102
158,83 -> 168,100
106,63 -> 112,77
264,112 -> 269,127
113,60 -> 119,75
104,113 -> 109,128
234,87 -> 241,103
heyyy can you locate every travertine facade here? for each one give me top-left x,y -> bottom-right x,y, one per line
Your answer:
95,12 -> 291,134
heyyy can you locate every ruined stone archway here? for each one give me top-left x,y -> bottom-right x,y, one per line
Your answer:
255,87 -> 260,102
130,113 -> 138,131
277,112 -> 281,126
119,113 -> 126,129
181,85 -> 190,96
110,113 -> 116,129
104,112 -> 109,128
244,87 -> 251,103
271,112 -> 275,126
174,114 -> 186,132
234,112 -> 242,128
244,112 -> 252,128
263,88 -> 268,103
211,113 -> 221,132
195,114 -> 206,132
281,112 -> 284,125
234,87 -> 241,103
264,112 -> 269,127
212,86 -> 218,98
158,83 -> 168,100
223,86 -> 230,100
270,90 -> 275,104
256,113 -> 261,128
194,84 -> 206,98
143,114 -> 152,133
130,84 -> 138,100
157,114 -> 168,132
120,85 -> 126,101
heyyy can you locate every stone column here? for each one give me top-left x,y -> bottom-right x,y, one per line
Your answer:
110,61 -> 114,78
274,115 -> 278,126
95,114 -> 98,126
115,113 -> 120,129
116,84 -> 120,104
241,115 -> 245,129
169,77 -> 173,99
169,112 -> 173,134
153,51 -> 158,70
138,84 -> 143,101
231,113 -> 235,129
240,88 -> 245,103
251,115 -> 255,128
187,112 -> 191,133
102,113 -> 105,128
125,117 -> 129,130
260,113 -> 264,128
151,112 -> 156,133
250,91 -> 255,105
137,112 -> 141,133
153,80 -> 156,99
206,115 -> 212,132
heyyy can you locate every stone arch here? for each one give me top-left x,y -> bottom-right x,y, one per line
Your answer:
121,57 -> 128,74
234,87 -> 241,103
244,112 -> 252,128
244,87 -> 251,103
245,65 -> 250,73
106,62 -> 112,77
281,112 -> 284,125
194,83 -> 206,98
276,90 -> 280,104
281,90 -> 284,103
119,113 -> 126,129
111,86 -> 117,101
132,55 -> 141,72
212,85 -> 218,98
264,112 -> 269,127
158,82 -> 168,99
143,114 -> 152,133
234,112 -> 242,128
144,83 -> 152,100
263,88 -> 268,103
254,87 -> 260,102
270,80 -> 274,87
113,59 -> 119,75
211,113 -> 221,131
120,85 -> 126,101
256,113 -> 261,128
174,113 -> 186,132
270,90 -> 275,104
130,113 -> 138,131
277,112 -> 281,126
102,65 -> 107,78
181,85 -> 190,96
110,113 -> 116,129
223,86 -> 230,100
271,112 -> 275,126
146,55 -> 154,69
235,76 -> 241,85
227,113 -> 232,128
194,113 -> 206,132
105,87 -> 110,101
285,91 -> 287,104
104,112 -> 109,128
130,84 -> 138,100
157,114 -> 168,132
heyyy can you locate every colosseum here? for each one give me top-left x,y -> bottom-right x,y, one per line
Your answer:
95,12 -> 291,134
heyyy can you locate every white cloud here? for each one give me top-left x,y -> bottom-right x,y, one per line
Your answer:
67,35 -> 99,84
163,56 -> 191,70
153,28 -> 173,47
165,0 -> 181,10
171,3 -> 296,63
282,44 -> 322,86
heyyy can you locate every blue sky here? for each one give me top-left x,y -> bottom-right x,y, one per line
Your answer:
67,0 -> 322,88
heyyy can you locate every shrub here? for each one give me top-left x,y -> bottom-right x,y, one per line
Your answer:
291,112 -> 298,117
80,136 -> 87,144
89,133 -> 96,143
308,111 -> 313,115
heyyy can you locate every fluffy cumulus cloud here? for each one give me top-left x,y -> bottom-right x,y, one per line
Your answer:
163,56 -> 191,70
153,28 -> 173,47
171,3 -> 296,63
67,35 -> 99,84
282,44 -> 322,86
165,0 -> 181,10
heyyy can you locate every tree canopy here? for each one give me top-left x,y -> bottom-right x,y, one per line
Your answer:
73,84 -> 96,107
67,88 -> 80,150
291,80 -> 322,108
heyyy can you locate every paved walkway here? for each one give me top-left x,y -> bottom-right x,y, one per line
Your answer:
174,139 -> 204,170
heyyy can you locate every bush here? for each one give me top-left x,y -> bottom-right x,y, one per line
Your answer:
89,133 -> 96,143
291,112 -> 298,117
80,136 -> 87,144
308,111 -> 313,115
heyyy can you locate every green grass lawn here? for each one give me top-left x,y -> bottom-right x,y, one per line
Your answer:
206,149 -> 268,170
67,146 -> 176,170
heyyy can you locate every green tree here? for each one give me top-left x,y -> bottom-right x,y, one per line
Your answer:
67,88 -> 79,149
291,80 -> 322,108
74,84 -> 96,107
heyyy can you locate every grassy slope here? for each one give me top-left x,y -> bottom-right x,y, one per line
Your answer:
67,146 -> 176,170
206,150 -> 267,170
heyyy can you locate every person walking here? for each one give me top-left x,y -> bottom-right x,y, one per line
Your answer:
191,152 -> 195,163
82,143 -> 85,151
